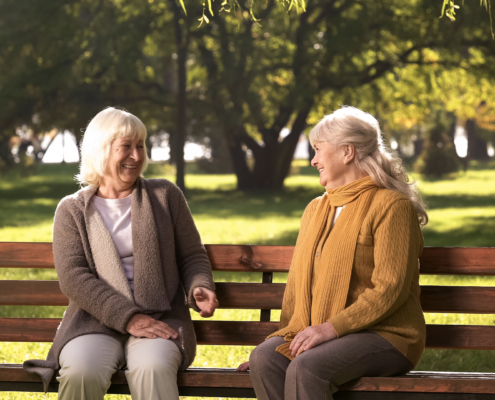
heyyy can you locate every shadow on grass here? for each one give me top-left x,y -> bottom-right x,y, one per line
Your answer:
423,216 -> 495,247
423,194 -> 495,210
186,185 -> 323,219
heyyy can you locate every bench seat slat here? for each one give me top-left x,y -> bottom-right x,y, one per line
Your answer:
2,318 -> 495,349
2,243 -> 495,275
1,364 -> 495,394
4,281 -> 495,314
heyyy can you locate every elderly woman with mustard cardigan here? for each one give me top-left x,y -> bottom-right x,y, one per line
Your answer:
24,107 -> 218,400
238,106 -> 428,400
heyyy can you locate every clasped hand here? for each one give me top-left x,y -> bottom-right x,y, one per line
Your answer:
289,321 -> 337,357
126,287 -> 218,339
236,322 -> 337,371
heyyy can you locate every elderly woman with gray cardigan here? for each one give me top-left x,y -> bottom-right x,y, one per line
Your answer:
23,107 -> 218,400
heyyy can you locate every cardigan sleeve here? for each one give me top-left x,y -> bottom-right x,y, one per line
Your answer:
53,201 -> 141,334
329,199 -> 423,337
170,188 -> 215,312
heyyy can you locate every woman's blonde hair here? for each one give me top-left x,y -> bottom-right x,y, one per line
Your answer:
76,107 -> 149,187
309,106 -> 428,226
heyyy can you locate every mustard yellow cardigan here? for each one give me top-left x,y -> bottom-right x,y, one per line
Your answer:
279,189 -> 426,366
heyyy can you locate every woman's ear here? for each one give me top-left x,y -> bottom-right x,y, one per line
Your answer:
343,145 -> 356,164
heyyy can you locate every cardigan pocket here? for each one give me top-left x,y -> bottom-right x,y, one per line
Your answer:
357,234 -> 373,247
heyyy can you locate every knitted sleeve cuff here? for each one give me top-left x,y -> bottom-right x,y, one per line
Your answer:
329,314 -> 351,338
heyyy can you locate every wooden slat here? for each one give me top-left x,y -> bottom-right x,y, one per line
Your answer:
0,318 -> 279,344
2,242 -> 495,275
420,247 -> 495,276
2,364 -> 495,394
6,280 -> 495,314
0,281 -> 286,309
340,371 -> 495,394
206,245 -> 293,272
0,281 -> 68,306
0,242 -> 53,269
211,282 -> 284,309
193,321 -> 278,345
420,286 -> 495,313
3,318 -> 495,349
425,325 -> 495,350
0,242 -> 296,272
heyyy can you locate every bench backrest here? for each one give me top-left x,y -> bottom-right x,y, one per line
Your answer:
1,242 -> 495,349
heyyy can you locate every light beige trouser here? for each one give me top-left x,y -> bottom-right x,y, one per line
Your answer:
57,334 -> 183,400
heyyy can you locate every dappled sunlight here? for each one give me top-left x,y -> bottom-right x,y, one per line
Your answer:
423,212 -> 495,247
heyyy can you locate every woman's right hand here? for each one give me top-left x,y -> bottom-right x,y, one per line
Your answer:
126,313 -> 178,340
237,361 -> 250,371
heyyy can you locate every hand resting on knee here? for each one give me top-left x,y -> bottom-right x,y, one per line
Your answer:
126,314 -> 178,340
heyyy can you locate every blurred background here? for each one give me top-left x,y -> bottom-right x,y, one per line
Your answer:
1,1 -> 495,399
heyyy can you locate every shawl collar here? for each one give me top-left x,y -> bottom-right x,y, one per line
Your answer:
82,179 -> 170,312
83,185 -> 134,302
131,178 -> 170,311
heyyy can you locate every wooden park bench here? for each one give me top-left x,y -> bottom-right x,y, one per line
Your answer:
1,242 -> 495,399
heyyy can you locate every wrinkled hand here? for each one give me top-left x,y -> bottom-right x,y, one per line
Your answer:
237,361 -> 250,372
193,287 -> 219,318
289,322 -> 337,357
126,313 -> 178,340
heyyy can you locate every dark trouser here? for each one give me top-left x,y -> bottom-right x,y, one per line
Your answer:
249,330 -> 413,400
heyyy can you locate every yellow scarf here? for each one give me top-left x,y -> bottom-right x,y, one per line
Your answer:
267,176 -> 378,360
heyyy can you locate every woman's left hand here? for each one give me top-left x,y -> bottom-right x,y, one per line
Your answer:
289,322 -> 337,357
193,287 -> 219,318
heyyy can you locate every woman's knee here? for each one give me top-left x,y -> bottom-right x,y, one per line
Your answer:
249,340 -> 283,373
249,344 -> 267,369
286,352 -> 318,379
131,355 -> 179,377
126,339 -> 181,379
58,334 -> 122,391
59,360 -> 111,388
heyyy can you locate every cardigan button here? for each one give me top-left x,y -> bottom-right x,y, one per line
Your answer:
316,252 -> 320,256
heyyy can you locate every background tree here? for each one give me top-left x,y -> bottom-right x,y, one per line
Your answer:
1,0 -> 494,189
194,0 -> 495,189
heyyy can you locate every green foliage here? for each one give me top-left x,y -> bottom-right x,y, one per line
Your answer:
440,0 -> 494,38
1,0 -> 495,188
440,0 -> 461,21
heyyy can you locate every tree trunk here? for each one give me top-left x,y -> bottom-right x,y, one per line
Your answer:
466,119 -> 489,160
227,131 -> 256,190
171,0 -> 186,193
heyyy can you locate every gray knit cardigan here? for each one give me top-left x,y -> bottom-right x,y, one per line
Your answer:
23,178 -> 215,392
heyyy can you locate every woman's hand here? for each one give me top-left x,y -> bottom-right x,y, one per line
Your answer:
289,322 -> 337,357
193,287 -> 219,318
126,313 -> 178,340
237,361 -> 250,372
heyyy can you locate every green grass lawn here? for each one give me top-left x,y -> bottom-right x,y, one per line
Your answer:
1,160 -> 495,399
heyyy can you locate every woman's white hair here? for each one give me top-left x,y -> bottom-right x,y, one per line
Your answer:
76,107 -> 149,187
309,106 -> 428,226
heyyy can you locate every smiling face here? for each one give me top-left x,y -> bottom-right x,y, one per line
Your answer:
311,141 -> 350,189
102,136 -> 145,190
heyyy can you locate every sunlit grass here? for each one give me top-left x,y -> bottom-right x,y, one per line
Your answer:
1,160 -> 495,399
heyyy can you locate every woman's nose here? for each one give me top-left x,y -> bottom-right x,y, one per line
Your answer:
130,147 -> 141,160
311,155 -> 318,167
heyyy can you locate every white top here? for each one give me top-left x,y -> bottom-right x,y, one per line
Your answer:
332,206 -> 344,228
91,194 -> 134,291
